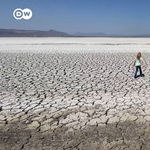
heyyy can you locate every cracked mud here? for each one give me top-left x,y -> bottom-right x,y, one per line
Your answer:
0,51 -> 150,150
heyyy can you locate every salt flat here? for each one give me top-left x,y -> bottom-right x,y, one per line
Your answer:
0,38 -> 150,150
1,37 -> 150,53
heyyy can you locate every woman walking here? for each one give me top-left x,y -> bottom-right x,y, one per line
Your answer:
134,52 -> 144,78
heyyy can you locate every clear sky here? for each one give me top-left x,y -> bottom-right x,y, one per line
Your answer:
0,0 -> 150,35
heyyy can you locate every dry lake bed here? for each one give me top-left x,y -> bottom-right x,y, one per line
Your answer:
0,38 -> 150,150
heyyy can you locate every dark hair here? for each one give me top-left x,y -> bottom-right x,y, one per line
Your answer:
137,52 -> 141,60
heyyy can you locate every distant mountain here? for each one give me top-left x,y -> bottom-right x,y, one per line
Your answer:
0,28 -> 150,37
74,32 -> 107,37
109,33 -> 126,37
0,29 -> 72,37
74,32 -> 150,37
129,34 -> 150,37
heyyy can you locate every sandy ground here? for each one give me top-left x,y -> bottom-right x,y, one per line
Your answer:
0,38 -> 150,150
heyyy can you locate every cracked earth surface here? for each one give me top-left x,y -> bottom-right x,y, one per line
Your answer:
0,52 -> 150,150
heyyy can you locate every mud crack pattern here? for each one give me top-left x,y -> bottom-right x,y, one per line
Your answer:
0,52 -> 150,150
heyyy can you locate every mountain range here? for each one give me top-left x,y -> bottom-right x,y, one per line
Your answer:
0,29 -> 72,37
0,28 -> 150,37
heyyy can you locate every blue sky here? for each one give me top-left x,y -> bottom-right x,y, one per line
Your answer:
0,0 -> 150,35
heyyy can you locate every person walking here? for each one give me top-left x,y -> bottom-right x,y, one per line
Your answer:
134,52 -> 144,78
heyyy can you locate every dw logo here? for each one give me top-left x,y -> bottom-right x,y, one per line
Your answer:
13,8 -> 33,20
